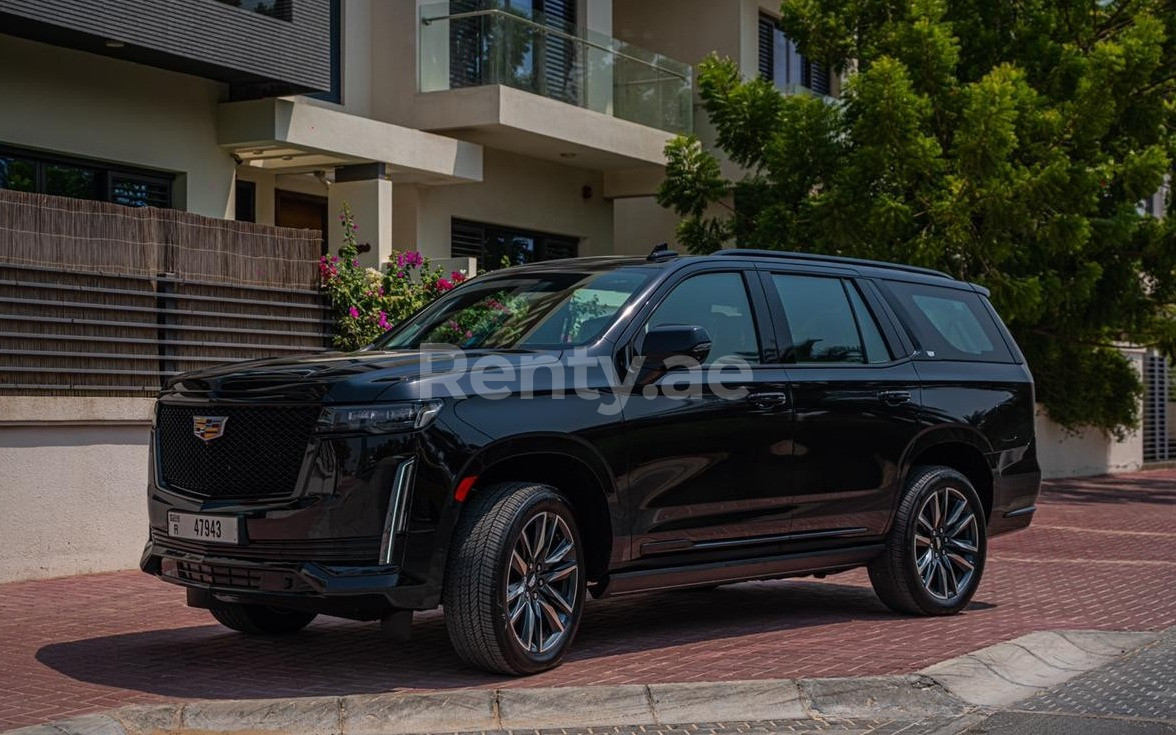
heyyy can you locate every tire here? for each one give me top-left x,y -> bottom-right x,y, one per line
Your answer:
443,482 -> 586,675
209,602 -> 317,635
868,465 -> 987,616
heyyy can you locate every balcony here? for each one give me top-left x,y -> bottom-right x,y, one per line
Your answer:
416,1 -> 693,171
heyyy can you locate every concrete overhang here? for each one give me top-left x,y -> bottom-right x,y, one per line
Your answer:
411,85 -> 673,172
217,98 -> 483,185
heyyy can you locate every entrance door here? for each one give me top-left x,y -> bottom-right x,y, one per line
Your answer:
759,270 -> 923,537
622,267 -> 795,561
275,190 -> 328,254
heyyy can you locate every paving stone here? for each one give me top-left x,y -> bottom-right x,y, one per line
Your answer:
799,676 -> 964,720
497,686 -> 653,730
648,681 -> 806,723
108,704 -> 181,735
343,690 -> 496,735
920,630 -> 1156,708
180,696 -> 340,734
2,471 -> 1175,732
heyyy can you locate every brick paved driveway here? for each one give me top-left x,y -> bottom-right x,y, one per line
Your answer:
2,471 -> 1174,730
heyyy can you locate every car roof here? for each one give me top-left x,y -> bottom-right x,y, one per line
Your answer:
478,251 -> 977,292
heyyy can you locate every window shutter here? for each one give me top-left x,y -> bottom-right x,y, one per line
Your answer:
451,219 -> 486,260
539,0 -> 578,104
804,59 -> 831,96
757,15 -> 774,81
448,0 -> 485,88
541,236 -> 578,260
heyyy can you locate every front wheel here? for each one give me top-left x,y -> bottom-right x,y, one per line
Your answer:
868,465 -> 987,615
444,482 -> 585,675
209,602 -> 317,635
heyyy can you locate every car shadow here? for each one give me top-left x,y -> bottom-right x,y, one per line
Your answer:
1041,474 -> 1176,506
35,578 -> 979,700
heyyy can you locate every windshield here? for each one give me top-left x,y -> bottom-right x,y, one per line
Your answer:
375,268 -> 653,350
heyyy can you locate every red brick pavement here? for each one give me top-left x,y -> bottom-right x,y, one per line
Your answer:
2,471 -> 1174,730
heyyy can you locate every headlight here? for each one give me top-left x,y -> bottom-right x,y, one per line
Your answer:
317,401 -> 443,434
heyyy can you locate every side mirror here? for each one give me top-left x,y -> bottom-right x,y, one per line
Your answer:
637,325 -> 712,371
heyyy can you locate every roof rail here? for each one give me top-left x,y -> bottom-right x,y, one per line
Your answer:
713,249 -> 952,279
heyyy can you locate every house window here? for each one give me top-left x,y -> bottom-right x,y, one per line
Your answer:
452,219 -> 579,270
235,180 -> 257,223
214,0 -> 293,22
0,145 -> 174,208
758,13 -> 831,96
449,0 -> 579,104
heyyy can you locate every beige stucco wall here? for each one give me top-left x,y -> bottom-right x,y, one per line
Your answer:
397,149 -> 614,258
1035,412 -> 1144,479
0,35 -> 236,219
1034,349 -> 1146,479
0,398 -> 153,583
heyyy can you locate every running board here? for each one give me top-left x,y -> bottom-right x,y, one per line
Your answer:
599,544 -> 885,597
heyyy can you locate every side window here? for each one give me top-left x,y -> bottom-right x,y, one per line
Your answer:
884,281 -> 1013,362
643,272 -> 761,364
771,274 -> 890,364
845,282 -> 893,363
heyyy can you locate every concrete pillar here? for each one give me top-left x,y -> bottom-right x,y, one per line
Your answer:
329,164 -> 393,269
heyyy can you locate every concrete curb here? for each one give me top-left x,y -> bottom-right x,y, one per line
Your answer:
5,629 -> 1159,735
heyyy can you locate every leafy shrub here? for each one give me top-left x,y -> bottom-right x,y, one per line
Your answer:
320,203 -> 466,351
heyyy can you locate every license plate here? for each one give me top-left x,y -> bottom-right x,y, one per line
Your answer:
167,511 -> 240,545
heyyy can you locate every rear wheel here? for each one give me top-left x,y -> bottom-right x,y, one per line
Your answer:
868,465 -> 987,615
444,482 -> 585,675
209,602 -> 317,635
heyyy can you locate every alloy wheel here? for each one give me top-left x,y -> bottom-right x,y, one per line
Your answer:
913,486 -> 980,601
505,511 -> 579,655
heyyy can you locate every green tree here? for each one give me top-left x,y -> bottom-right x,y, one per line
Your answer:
658,0 -> 1176,436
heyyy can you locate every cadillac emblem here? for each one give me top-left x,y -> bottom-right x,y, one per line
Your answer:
192,415 -> 228,442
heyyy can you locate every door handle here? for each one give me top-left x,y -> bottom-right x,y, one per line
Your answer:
878,390 -> 912,405
747,391 -> 789,409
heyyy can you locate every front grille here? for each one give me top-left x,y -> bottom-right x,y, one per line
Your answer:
151,530 -> 381,564
156,404 -> 320,499
170,560 -> 312,593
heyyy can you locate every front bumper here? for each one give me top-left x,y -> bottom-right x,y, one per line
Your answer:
143,414 -> 468,616
140,541 -> 440,619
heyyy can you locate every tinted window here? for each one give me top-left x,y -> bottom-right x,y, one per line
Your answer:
378,269 -> 651,350
772,274 -> 888,364
846,282 -> 892,363
885,281 -> 1013,362
645,272 -> 760,364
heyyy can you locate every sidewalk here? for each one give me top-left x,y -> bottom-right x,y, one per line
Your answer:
2,471 -> 1174,731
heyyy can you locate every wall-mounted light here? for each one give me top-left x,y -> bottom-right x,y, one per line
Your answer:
105,39 -> 125,48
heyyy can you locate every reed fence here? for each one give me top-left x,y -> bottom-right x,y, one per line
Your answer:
0,190 -> 329,396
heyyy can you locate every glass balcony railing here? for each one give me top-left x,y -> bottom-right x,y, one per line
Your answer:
420,1 -> 693,135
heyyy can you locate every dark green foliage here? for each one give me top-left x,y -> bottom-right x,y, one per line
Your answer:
658,0 -> 1176,435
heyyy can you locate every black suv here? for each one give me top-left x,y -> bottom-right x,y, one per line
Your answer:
142,250 -> 1040,675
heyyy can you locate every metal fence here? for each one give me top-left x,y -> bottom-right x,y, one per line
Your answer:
1143,351 -> 1171,462
0,190 -> 328,396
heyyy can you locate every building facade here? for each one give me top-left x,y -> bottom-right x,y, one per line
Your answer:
1,0 -> 839,272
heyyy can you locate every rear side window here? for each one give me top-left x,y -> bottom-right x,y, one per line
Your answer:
884,281 -> 1013,362
771,274 -> 892,364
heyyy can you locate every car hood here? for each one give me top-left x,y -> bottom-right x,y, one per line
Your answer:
162,348 -> 562,403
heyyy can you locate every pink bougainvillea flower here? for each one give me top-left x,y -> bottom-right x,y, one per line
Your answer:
436,278 -> 454,292
348,306 -> 360,319
451,270 -> 467,283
